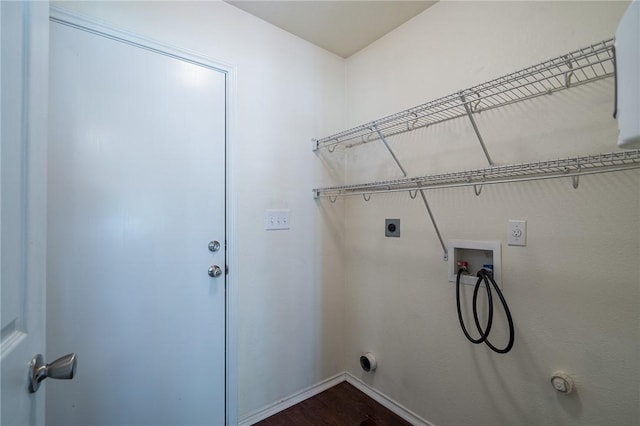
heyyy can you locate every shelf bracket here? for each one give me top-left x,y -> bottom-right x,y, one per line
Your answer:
563,55 -> 574,88
373,125 -> 449,261
572,164 -> 581,189
460,93 -> 494,166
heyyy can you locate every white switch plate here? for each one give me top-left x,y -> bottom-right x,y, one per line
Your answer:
508,220 -> 526,246
266,209 -> 290,230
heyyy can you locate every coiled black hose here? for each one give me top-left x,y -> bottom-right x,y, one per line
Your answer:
456,268 -> 515,354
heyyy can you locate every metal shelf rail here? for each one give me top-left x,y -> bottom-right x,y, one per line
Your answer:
312,38 -> 620,260
313,150 -> 640,200
312,38 -> 615,155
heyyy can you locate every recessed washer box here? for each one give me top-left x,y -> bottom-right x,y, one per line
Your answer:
448,240 -> 501,288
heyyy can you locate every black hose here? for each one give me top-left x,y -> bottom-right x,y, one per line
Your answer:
456,268 -> 493,344
456,268 -> 515,354
477,270 -> 515,354
472,273 -> 492,339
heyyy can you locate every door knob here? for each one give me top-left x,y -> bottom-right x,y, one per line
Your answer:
208,265 -> 222,278
29,353 -> 77,393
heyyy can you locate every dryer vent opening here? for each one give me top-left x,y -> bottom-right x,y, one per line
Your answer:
360,353 -> 377,372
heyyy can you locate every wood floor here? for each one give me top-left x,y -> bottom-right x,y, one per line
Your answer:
254,382 -> 412,426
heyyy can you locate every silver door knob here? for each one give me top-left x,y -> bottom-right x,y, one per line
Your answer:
208,265 -> 222,278
29,353 -> 77,393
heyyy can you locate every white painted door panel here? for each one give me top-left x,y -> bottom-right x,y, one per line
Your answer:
47,21 -> 226,425
1,2 -> 49,425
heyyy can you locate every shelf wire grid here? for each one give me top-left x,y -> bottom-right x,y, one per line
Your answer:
313,38 -> 615,151
313,150 -> 640,199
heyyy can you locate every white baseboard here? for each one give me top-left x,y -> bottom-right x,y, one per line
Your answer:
345,372 -> 434,426
238,371 -> 435,426
238,373 -> 346,426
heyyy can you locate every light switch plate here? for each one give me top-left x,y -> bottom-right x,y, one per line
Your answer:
266,209 -> 290,230
508,220 -> 526,246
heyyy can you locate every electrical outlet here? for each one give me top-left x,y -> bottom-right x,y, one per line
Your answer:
266,209 -> 290,230
385,219 -> 400,237
508,220 -> 526,246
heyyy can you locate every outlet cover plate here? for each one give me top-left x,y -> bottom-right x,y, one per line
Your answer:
508,220 -> 526,246
385,219 -> 400,237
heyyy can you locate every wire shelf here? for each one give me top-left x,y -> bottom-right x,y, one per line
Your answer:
313,150 -> 640,199
313,38 -> 615,152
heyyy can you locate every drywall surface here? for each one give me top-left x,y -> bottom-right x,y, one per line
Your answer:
344,2 -> 639,426
48,1 -> 346,420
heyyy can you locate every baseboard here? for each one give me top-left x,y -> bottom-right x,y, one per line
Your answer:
238,371 -> 435,426
345,372 -> 434,426
238,372 -> 346,426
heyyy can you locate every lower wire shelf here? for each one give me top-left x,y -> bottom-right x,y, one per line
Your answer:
313,150 -> 640,200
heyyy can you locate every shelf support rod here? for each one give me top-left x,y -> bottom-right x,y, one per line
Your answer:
460,93 -> 494,166
373,125 -> 448,261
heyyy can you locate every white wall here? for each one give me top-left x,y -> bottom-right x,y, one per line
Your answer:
48,2 -> 640,425
48,1 -> 346,419
343,2 -> 639,425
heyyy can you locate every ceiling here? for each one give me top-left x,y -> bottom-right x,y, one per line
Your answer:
225,1 -> 437,58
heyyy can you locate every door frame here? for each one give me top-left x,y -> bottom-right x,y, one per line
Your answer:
48,7 -> 239,424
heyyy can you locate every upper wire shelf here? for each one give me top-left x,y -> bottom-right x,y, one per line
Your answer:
313,38 -> 615,152
313,150 -> 640,199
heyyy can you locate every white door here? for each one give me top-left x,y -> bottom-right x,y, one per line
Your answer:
1,2 -> 49,425
47,19 -> 227,426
